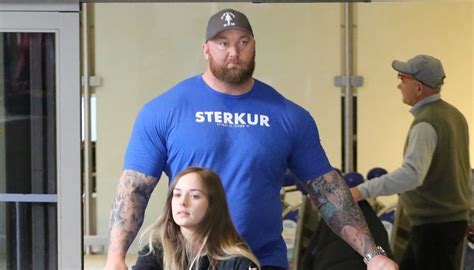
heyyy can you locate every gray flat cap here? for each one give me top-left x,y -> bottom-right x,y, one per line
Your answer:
392,55 -> 446,88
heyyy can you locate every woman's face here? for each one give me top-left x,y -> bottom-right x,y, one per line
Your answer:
171,172 -> 209,232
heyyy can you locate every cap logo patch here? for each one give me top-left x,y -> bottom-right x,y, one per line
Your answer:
221,11 -> 236,27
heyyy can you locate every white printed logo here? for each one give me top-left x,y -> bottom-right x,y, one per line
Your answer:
195,111 -> 270,128
221,11 -> 235,27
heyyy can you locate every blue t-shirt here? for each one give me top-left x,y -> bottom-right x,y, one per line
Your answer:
124,75 -> 333,268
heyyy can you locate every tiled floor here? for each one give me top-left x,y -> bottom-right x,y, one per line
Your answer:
84,254 -> 138,270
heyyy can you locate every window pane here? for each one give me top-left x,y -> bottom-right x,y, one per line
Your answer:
0,202 -> 57,270
0,32 -> 56,194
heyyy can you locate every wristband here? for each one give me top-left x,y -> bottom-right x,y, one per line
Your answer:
363,246 -> 387,264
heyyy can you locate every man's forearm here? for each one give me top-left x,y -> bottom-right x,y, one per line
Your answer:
303,170 -> 376,256
107,170 -> 158,260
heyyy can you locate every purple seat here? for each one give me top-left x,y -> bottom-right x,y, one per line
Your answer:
367,167 -> 388,180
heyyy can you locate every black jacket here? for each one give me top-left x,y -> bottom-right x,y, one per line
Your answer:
132,246 -> 258,270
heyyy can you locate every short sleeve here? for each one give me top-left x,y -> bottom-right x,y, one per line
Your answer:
287,110 -> 333,181
123,103 -> 167,178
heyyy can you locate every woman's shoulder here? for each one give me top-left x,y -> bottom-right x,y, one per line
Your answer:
216,256 -> 258,270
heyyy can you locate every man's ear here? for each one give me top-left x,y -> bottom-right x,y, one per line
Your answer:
416,82 -> 423,94
202,43 -> 209,60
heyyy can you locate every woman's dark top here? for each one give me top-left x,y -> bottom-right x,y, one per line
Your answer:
132,246 -> 258,270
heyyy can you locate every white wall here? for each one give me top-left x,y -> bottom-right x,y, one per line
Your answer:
357,2 -> 473,176
94,3 -> 341,252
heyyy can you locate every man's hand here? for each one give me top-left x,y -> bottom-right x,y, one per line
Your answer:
350,186 -> 364,202
367,255 -> 399,270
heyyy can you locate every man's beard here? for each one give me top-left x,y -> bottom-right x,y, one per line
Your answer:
209,52 -> 255,85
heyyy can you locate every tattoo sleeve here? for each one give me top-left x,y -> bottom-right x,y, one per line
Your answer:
108,169 -> 158,257
301,170 -> 377,256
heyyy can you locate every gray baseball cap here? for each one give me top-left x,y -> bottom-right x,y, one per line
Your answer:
206,9 -> 253,41
392,55 -> 446,89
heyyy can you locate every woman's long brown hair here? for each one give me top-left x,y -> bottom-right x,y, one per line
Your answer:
140,167 -> 260,270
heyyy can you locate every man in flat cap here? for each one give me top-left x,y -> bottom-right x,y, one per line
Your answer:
105,8 -> 398,270
351,55 -> 471,270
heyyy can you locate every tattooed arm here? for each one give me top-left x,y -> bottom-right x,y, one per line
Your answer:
104,169 -> 158,270
302,170 -> 398,269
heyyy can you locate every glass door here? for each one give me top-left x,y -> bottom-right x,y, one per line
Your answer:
0,9 -> 81,270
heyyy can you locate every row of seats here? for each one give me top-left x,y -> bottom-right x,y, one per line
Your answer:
283,167 -> 389,190
342,167 -> 388,188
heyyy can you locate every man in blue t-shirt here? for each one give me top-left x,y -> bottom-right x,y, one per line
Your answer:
105,8 -> 398,270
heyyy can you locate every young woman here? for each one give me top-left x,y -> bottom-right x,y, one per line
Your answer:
133,167 -> 260,270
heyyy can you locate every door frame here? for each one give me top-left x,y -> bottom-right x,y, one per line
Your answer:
0,6 -> 81,269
